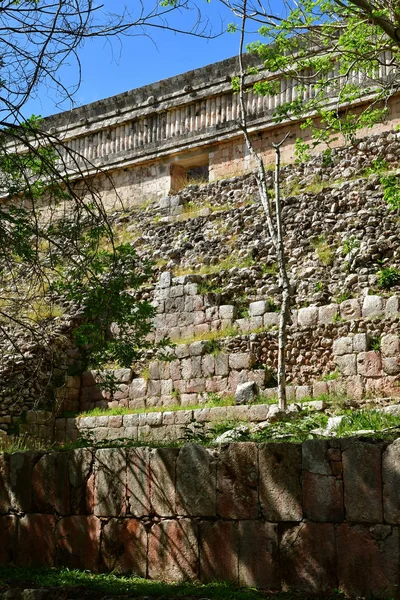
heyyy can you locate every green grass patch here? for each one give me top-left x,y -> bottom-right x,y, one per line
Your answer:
335,409 -> 400,437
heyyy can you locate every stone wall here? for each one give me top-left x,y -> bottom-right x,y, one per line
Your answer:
1,440 -> 400,598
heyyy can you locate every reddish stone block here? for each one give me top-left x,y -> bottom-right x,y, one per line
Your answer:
357,351 -> 382,377
150,447 -> 178,516
101,518 -> 147,576
383,439 -> 400,523
218,443 -> 258,519
0,454 -> 10,514
0,515 -> 16,564
200,521 -> 238,584
303,472 -> 344,522
68,449 -> 94,515
8,452 -> 39,513
17,514 -> 56,567
32,452 -> 70,515
337,524 -> 399,598
238,521 -> 279,589
342,441 -> 383,522
280,523 -> 336,593
56,516 -> 101,572
259,443 -> 302,521
176,445 -> 217,517
127,447 -> 151,517
94,448 -> 127,517
148,519 -> 198,582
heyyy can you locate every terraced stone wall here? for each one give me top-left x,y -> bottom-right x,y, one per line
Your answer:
1,440 -> 400,598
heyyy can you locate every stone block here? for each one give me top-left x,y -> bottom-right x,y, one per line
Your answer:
127,447 -> 151,517
318,303 -> 338,324
238,521 -> 279,589
259,443 -> 302,521
337,524 -> 399,599
218,443 -> 258,519
335,354 -> 357,376
202,354 -> 215,377
32,452 -> 70,515
235,381 -> 256,405
175,344 -> 190,359
385,295 -> 399,316
176,445 -> 217,516
0,515 -> 16,565
8,452 -> 38,513
249,316 -> 263,330
332,336 -> 353,356
94,448 -> 127,517
17,514 -> 56,567
280,523 -> 336,593
190,341 -> 207,356
161,379 -> 174,395
249,300 -> 268,317
297,306 -> 318,328
229,353 -> 255,370
264,312 -> 279,327
68,449 -> 94,515
303,471 -> 344,522
200,521 -> 238,584
296,385 -> 311,400
303,440 -> 332,475
342,441 -> 383,522
340,299 -> 361,320
383,439 -> 400,523
208,406 -> 227,421
249,404 -> 269,422
383,357 -> 400,375
215,353 -> 229,376
150,447 -> 178,516
312,381 -> 329,396
101,518 -> 147,575
219,305 -> 236,319
149,519 -> 198,582
159,271 -> 172,289
56,516 -> 101,572
205,376 -> 228,393
147,379 -> 161,396
129,378 -> 148,400
357,351 -> 382,377
353,333 -> 368,353
381,334 -> 400,357
114,368 -> 132,384
363,295 -> 384,318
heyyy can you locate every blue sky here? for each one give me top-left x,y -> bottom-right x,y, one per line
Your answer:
23,0 -> 261,119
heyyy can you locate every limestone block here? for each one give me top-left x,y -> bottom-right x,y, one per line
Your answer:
382,357 -> 400,375
353,333 -> 368,353
318,303 -> 338,325
385,295 -> 399,316
340,299 -> 361,320
184,283 -> 198,295
161,380 -> 174,395
229,353 -> 255,370
235,382 -> 256,405
202,355 -> 215,377
169,285 -> 184,298
383,439 -> 400,523
94,449 -> 127,517
189,341 -> 207,356
381,334 -> 400,357
181,393 -> 198,406
113,368 -> 132,384
280,523 -> 336,593
147,379 -> 161,396
185,378 -> 205,393
303,471 -> 343,523
215,353 -> 229,376
247,369 -> 267,388
362,295 -> 384,318
123,413 -> 140,427
101,518 -> 147,575
259,443 -> 302,521
205,306 -> 219,321
218,443 -> 258,519
219,305 -> 236,320
175,410 -> 193,424
158,271 -> 172,288
312,381 -> 329,396
148,361 -> 160,380
297,306 -> 318,328
176,445 -> 217,516
335,354 -> 357,376
342,441 -> 383,522
249,404 -> 269,422
264,312 -> 279,327
193,311 -> 206,325
200,521 -> 238,584
159,361 -> 170,380
249,300 -> 268,317
109,416 -> 123,429
228,370 -> 249,390
357,351 -> 382,377
16,514 -> 56,567
205,376 -> 228,393
150,447 -> 178,516
238,521 -> 279,588
337,524 -> 399,599
32,453 -> 70,515
235,318 -> 251,333
149,519 -> 198,582
333,336 -> 353,356
175,344 -> 190,359
56,516 -> 100,571
296,386 -> 312,400
126,448 -> 151,517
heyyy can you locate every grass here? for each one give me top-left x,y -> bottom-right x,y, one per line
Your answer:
0,434 -> 52,454
174,324 -> 240,345
311,235 -> 335,266
173,254 -> 255,278
335,409 -> 400,436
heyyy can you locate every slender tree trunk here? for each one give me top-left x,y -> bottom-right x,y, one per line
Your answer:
237,0 -> 290,409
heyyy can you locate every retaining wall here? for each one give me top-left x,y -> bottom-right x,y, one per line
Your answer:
1,440 -> 400,598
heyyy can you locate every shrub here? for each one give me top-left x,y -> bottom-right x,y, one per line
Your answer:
377,266 -> 400,289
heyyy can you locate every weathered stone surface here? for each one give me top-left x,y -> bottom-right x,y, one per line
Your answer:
383,439 -> 400,523
353,333 -> 368,353
259,443 -> 302,521
56,516 -> 101,571
337,524 -> 399,599
68,449 -> 94,515
298,306 -> 318,328
219,305 -> 236,320
129,378 -> 147,399
149,519 -> 198,582
280,523 -> 336,593
335,354 -> 357,376
150,447 -> 178,516
362,295 -> 384,318
381,334 -> 400,357
200,521 -> 237,584
318,304 -> 338,324
218,443 -> 258,519
385,295 -> 399,316
302,440 -> 331,475
8,452 -> 38,513
215,353 -> 229,376
0,515 -> 16,565
176,445 -> 217,516
340,299 -> 361,320
32,453 -> 70,515
342,441 -> 383,522
238,521 -> 279,589
101,518 -> 147,575
235,381 -> 256,405
249,300 -> 268,317
228,353 -> 254,370
127,447 -> 151,517
332,337 -> 353,356
17,515 -> 56,567
303,471 -> 343,522
94,449 -> 127,517
357,351 -> 382,377
382,357 -> 400,375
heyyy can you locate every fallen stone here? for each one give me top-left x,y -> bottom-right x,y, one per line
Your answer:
235,382 -> 256,405
213,425 -> 250,444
